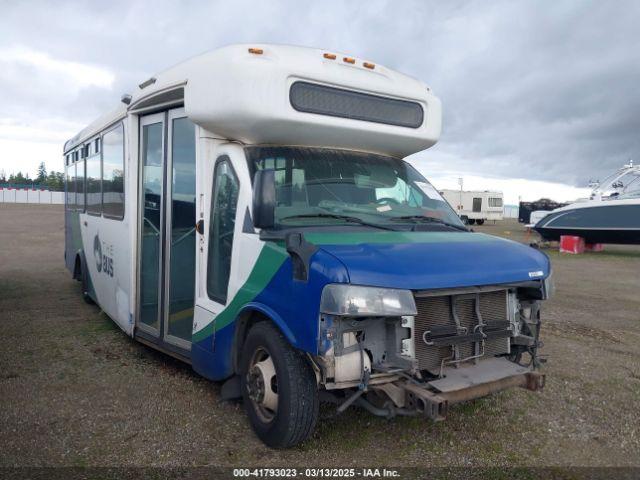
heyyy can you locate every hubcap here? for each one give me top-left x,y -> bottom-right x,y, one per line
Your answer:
246,347 -> 278,422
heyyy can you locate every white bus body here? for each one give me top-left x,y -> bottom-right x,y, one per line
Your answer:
63,44 -> 549,447
439,189 -> 504,224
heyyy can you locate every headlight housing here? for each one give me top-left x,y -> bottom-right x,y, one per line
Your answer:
320,284 -> 417,317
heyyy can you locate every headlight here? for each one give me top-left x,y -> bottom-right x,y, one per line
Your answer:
320,284 -> 417,317
542,270 -> 555,299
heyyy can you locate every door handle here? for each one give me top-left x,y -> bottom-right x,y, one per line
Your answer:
196,219 -> 205,235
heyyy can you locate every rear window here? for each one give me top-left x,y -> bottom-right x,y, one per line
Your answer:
289,81 -> 424,129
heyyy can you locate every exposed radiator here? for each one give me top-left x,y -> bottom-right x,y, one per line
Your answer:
414,289 -> 511,374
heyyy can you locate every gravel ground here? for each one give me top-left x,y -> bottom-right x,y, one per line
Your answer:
1,204 -> 639,467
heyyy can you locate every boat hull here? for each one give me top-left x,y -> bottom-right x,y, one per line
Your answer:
534,202 -> 640,245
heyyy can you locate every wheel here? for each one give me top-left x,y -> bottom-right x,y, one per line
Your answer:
467,218 -> 476,225
476,219 -> 485,225
240,322 -> 319,448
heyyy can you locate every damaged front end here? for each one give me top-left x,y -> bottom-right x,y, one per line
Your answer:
314,281 -> 549,420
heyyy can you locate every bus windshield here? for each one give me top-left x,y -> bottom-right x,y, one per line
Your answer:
245,147 -> 465,231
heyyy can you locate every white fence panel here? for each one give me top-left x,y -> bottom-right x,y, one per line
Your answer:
40,190 -> 52,204
503,205 -> 519,219
51,192 -> 64,204
1,189 -> 16,203
14,190 -> 28,203
0,189 -> 65,204
27,190 -> 40,204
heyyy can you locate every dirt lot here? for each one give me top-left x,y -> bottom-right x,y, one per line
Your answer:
1,204 -> 639,468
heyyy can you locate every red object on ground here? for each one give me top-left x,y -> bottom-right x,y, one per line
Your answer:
585,243 -> 604,252
560,235 -> 585,254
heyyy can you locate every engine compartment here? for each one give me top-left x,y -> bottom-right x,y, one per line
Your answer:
316,284 -> 545,418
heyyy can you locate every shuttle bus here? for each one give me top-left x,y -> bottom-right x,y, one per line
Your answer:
64,44 -> 552,448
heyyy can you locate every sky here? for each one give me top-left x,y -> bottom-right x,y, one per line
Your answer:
1,0 -> 639,204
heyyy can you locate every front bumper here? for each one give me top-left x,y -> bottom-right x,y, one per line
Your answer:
373,357 -> 545,420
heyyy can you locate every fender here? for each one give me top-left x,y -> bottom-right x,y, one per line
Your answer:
238,302 -> 298,347
195,302 -> 301,382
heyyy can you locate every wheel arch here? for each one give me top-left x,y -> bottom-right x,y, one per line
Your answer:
73,249 -> 85,280
232,303 -> 298,375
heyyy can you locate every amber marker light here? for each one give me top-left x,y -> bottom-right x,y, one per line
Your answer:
363,62 -> 375,69
323,53 -> 337,60
343,57 -> 356,64
248,48 -> 263,54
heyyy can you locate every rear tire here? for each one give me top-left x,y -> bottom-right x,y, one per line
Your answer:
240,322 -> 319,448
476,219 -> 485,225
467,218 -> 476,225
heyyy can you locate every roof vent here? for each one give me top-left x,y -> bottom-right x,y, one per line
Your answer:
138,77 -> 156,89
121,94 -> 132,105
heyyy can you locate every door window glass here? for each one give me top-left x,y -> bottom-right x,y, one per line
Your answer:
207,158 -> 239,304
140,122 -> 163,329
167,117 -> 196,341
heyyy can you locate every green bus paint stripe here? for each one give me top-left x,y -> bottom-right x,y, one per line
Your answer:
192,242 -> 288,343
305,231 -> 497,245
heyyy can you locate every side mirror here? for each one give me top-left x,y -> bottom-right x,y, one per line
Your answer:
252,169 -> 276,229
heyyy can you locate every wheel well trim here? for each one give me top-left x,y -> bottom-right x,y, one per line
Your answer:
232,302 -> 298,373
73,249 -> 85,279
238,302 -> 297,346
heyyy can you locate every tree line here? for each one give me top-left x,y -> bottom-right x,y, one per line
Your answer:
0,162 -> 65,191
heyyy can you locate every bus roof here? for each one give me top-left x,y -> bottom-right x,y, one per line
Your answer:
65,44 -> 442,157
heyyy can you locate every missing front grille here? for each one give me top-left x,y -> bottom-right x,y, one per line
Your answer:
414,290 -> 511,374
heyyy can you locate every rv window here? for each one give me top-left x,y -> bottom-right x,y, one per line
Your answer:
102,123 -> 125,219
207,158 -> 239,304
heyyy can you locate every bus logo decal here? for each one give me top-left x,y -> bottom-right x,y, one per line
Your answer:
94,233 -> 114,277
94,234 -> 102,273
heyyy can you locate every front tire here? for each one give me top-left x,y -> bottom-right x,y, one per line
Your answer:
240,322 -> 319,448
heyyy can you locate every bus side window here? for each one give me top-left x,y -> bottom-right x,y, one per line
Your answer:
206,157 -> 239,304
102,123 -> 125,219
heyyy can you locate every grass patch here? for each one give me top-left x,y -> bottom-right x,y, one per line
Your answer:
77,312 -> 118,338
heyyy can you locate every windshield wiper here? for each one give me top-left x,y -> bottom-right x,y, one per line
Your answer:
279,213 -> 398,231
389,215 -> 468,232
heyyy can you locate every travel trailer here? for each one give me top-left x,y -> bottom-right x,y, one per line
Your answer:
63,44 -> 551,448
440,189 -> 504,224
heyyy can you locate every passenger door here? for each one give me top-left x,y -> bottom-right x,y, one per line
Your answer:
136,108 -> 197,355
